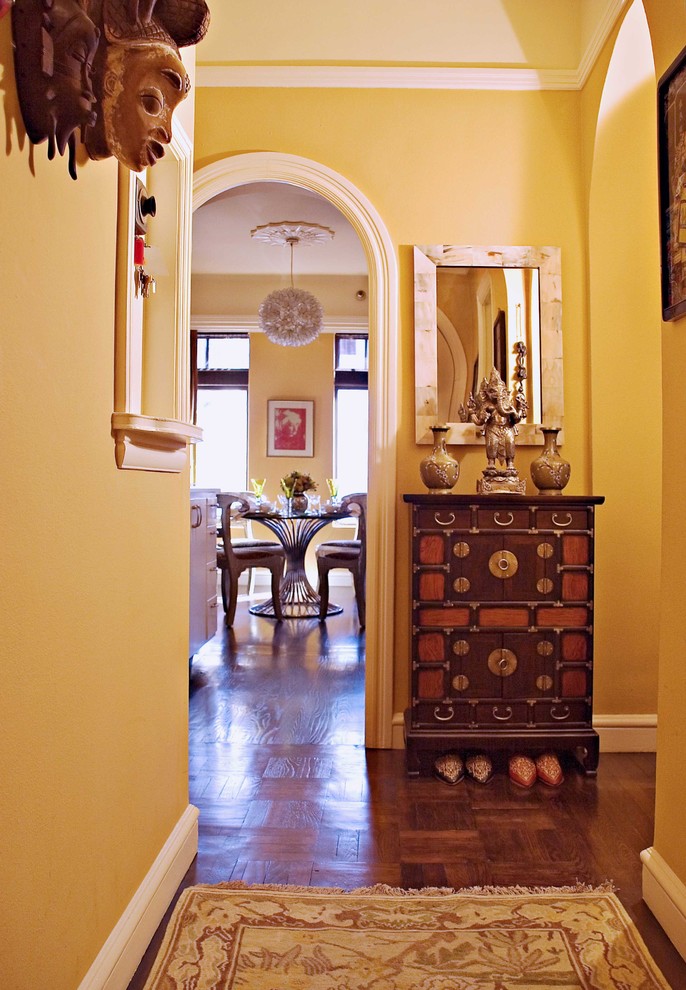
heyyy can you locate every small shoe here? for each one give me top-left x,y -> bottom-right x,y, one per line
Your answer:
434,752 -> 464,785
508,754 -> 537,788
465,753 -> 494,784
536,752 -> 564,786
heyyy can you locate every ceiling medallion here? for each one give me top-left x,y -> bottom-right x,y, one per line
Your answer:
250,220 -> 335,246
252,221 -> 334,348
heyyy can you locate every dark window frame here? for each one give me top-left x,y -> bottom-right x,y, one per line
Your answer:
191,330 -> 249,421
334,334 -> 369,390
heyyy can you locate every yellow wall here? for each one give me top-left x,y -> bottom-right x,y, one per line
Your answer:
194,83 -> 634,719
247,332 -> 334,499
1,22 -> 192,990
587,2 -> 662,715
643,0 -> 686,889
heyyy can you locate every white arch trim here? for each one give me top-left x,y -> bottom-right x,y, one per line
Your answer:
193,153 -> 399,749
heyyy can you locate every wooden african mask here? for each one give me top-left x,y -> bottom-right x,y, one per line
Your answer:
11,0 -> 209,178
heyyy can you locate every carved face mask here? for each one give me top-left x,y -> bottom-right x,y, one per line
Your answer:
50,3 -> 100,134
101,41 -> 189,171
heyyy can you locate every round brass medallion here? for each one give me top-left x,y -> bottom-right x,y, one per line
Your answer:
488,549 -> 518,579
536,674 -> 554,692
453,541 -> 470,558
487,648 -> 518,677
453,576 -> 470,594
452,640 -> 470,656
537,577 -> 554,595
452,674 -> 470,692
537,542 -> 554,559
537,640 -> 554,657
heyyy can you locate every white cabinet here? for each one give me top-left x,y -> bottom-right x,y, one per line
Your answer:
189,491 -> 218,660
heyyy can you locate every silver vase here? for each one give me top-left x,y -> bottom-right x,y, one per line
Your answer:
530,427 -> 571,494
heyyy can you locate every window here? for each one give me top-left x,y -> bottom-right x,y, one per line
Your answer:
334,335 -> 368,495
192,332 -> 249,491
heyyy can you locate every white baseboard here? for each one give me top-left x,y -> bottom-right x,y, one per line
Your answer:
593,714 -> 657,752
641,846 -> 686,963
390,713 -> 657,753
391,712 -> 405,749
77,804 -> 199,990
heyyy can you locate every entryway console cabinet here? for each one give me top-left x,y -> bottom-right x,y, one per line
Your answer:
403,494 -> 604,776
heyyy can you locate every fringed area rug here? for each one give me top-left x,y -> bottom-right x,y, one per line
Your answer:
142,882 -> 672,989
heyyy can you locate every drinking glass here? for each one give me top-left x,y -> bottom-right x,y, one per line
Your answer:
250,478 -> 266,501
326,478 -> 339,504
307,493 -> 321,513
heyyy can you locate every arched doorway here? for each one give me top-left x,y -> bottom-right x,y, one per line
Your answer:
193,152 -> 399,748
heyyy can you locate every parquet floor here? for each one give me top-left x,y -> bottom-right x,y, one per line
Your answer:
128,589 -> 686,989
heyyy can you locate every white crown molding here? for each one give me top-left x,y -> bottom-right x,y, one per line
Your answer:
196,2 -> 629,93
197,64 -> 580,91
577,0 -> 630,88
191,314 -> 368,334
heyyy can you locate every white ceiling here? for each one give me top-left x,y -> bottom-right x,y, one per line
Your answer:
192,183 -> 367,277
196,1 -> 621,72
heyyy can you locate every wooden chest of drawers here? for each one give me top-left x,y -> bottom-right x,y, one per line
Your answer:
403,494 -> 604,776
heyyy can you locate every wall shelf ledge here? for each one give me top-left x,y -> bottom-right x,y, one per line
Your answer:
112,413 -> 202,473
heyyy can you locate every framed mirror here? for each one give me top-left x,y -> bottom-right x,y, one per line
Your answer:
414,244 -> 563,444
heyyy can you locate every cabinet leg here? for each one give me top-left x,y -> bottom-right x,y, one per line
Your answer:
405,743 -> 421,777
575,737 -> 600,776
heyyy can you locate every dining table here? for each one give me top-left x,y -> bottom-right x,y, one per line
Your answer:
243,504 -> 349,619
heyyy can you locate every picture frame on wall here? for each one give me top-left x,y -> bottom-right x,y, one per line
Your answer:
267,399 -> 314,457
658,44 -> 686,321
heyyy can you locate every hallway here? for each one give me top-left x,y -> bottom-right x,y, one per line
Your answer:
129,593 -> 686,988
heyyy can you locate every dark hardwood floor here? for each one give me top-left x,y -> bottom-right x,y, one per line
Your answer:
129,588 -> 686,989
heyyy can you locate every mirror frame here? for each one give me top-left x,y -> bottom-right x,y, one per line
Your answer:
414,244 -> 563,444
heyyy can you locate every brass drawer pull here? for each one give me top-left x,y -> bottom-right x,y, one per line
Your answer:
552,513 -> 573,528
494,512 -> 514,527
493,705 -> 513,721
433,705 -> 455,721
434,512 -> 456,527
551,705 -> 570,720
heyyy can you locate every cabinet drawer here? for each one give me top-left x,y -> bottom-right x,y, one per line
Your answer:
473,701 -> 530,726
534,507 -> 592,532
532,699 -> 590,726
476,506 -> 531,531
412,700 -> 472,728
415,506 -> 472,532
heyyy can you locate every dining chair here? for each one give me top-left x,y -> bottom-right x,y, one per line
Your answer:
216,493 -> 285,626
315,493 -> 367,627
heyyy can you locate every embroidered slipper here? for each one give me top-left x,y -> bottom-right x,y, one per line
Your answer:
508,754 -> 537,788
536,752 -> 564,786
434,752 -> 464,785
465,753 -> 494,784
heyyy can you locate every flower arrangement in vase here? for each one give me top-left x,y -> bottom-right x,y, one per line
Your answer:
280,471 -> 317,512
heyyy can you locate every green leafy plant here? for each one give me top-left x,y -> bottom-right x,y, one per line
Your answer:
280,471 -> 317,495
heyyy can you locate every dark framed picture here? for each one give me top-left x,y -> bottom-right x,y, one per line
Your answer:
267,399 -> 314,457
658,44 -> 686,320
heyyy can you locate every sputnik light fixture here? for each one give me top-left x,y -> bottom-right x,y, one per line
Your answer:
251,221 -> 334,347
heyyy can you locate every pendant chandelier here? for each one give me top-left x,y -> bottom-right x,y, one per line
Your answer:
252,221 -> 334,347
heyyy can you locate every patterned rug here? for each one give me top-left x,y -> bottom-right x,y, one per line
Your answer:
142,882 -> 672,989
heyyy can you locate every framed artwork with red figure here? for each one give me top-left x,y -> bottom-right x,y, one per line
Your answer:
267,400 -> 314,457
